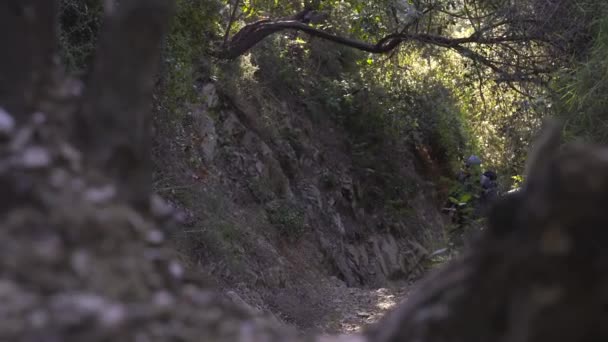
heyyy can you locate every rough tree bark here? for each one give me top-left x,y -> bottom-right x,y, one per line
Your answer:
1,1 -> 608,341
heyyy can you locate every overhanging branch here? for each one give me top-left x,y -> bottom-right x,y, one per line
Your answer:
217,14 -> 553,81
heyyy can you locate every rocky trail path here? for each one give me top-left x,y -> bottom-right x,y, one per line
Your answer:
318,283 -> 412,334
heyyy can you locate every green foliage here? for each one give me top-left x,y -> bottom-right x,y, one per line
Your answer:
58,0 -> 103,73
556,5 -> 608,144
448,192 -> 472,206
266,200 -> 306,241
413,81 -> 471,171
54,0 -> 575,191
217,1 -> 477,212
214,0 -> 560,178
57,0 -> 223,123
510,175 -> 525,189
159,0 -> 222,117
216,221 -> 242,242
248,177 -> 276,203
213,0 -> 597,196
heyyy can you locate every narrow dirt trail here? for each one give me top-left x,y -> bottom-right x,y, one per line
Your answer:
319,283 -> 412,334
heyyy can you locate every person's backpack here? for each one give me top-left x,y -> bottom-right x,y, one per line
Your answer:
481,170 -> 497,189
483,170 -> 497,180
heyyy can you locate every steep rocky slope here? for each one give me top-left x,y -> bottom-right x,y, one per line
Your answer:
52,0 -> 456,329
153,73 -> 450,330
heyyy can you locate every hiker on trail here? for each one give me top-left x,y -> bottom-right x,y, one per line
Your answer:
458,155 -> 498,192
457,155 -> 483,191
446,155 -> 499,225
480,170 -> 498,200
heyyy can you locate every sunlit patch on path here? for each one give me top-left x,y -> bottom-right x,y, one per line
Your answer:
320,285 -> 410,334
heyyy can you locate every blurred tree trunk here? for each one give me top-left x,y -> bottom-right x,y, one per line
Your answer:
75,0 -> 173,206
0,0 -> 173,207
0,0 -> 58,123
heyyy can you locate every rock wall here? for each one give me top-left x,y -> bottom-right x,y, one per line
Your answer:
154,81 -> 448,328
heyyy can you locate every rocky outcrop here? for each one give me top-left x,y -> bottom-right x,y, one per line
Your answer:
177,82 -> 447,297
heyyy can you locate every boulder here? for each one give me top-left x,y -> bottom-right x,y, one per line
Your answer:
191,108 -> 217,163
201,83 -> 219,110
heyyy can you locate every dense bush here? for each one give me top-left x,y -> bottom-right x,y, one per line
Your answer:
266,200 -> 306,241
57,0 -> 221,116
55,0 -> 608,214
159,0 -> 222,116
58,0 -> 103,73
556,5 -> 608,143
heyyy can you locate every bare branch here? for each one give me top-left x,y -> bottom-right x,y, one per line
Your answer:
223,0 -> 241,46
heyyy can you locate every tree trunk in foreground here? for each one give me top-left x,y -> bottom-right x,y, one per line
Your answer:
1,1 -> 608,342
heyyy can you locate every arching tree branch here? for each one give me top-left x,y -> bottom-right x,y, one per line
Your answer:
217,11 -> 554,82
